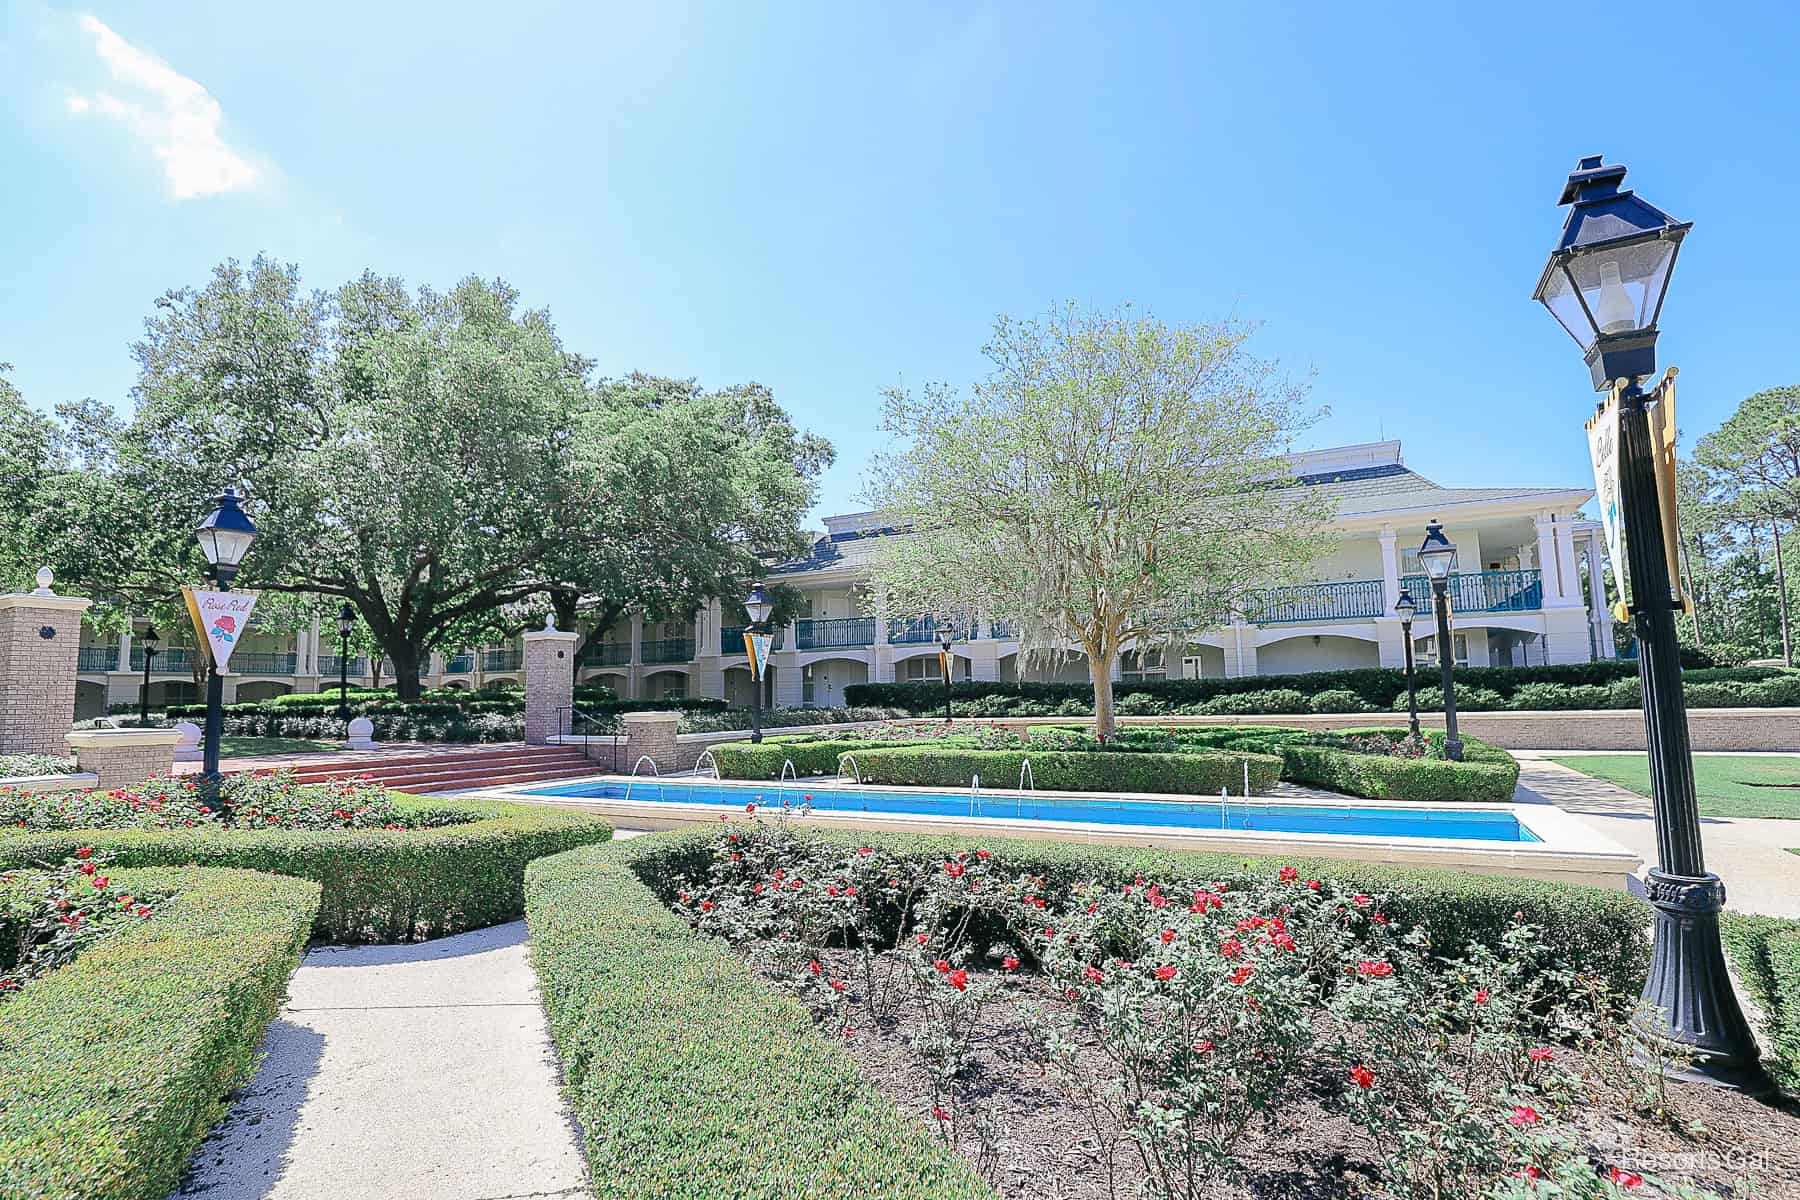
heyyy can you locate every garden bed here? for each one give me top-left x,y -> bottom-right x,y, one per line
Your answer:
0,773 -> 612,941
0,864 -> 319,1200
524,828 -> 1709,1200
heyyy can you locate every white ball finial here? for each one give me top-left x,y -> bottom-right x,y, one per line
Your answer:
543,612 -> 558,632
31,567 -> 54,596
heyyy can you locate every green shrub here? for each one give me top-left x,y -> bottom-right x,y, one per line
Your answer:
525,838 -> 996,1200
0,754 -> 77,780
1721,913 -> 1800,1094
0,866 -> 319,1200
1203,687 -> 1310,715
712,735 -> 956,779
0,796 -> 612,942
1220,728 -> 1520,803
842,745 -> 1284,795
1307,687 -> 1368,714
1389,682 -> 1507,713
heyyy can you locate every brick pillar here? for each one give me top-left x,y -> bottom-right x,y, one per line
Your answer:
65,728 -> 181,789
0,569 -> 92,755
620,710 -> 680,774
523,619 -> 578,745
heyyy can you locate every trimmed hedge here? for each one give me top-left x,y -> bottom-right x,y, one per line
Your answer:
713,735 -> 965,779
0,796 -> 612,943
0,866 -> 320,1200
1721,913 -> 1800,1093
844,661 -> 1800,715
525,838 -> 996,1200
841,745 -> 1284,796
1219,729 -> 1521,804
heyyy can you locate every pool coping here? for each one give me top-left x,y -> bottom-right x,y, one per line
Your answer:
472,773 -> 1644,891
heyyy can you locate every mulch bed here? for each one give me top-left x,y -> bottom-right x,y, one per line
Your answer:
794,949 -> 1800,1200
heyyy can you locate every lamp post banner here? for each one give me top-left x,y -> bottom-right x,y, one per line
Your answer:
1587,389 -> 1631,620
1646,370 -> 1691,613
181,587 -> 259,672
744,631 -> 773,681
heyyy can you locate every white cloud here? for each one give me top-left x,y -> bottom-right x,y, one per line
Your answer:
65,15 -> 260,199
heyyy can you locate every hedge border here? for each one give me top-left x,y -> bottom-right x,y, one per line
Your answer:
1721,913 -> 1800,1093
0,796 -> 612,943
1215,728 -> 1521,804
840,745 -> 1285,796
525,837 -> 996,1200
0,866 -> 320,1200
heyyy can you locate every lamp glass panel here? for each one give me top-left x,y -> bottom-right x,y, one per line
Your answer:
1564,238 -> 1677,334
1539,265 -> 1595,347
197,525 -> 256,568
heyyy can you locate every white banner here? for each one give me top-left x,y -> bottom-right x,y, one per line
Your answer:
745,631 -> 774,680
183,587 -> 259,672
1586,391 -> 1629,619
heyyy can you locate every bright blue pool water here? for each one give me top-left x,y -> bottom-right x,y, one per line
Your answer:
522,778 -> 1540,843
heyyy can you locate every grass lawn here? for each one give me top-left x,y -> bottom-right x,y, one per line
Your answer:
1548,753 -> 1800,819
218,735 -> 339,758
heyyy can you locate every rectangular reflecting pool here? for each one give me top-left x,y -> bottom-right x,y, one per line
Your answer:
520,778 -> 1541,843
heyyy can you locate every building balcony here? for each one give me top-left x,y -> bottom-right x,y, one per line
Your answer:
1401,569 -> 1543,614
78,646 -> 118,672
888,617 -> 985,644
444,653 -> 474,674
641,637 -> 694,664
233,651 -> 299,675
129,647 -> 199,673
318,655 -> 368,677
482,649 -> 523,672
719,626 -> 786,655
795,616 -> 876,650
580,641 -> 632,667
1241,579 -> 1386,624
989,619 -> 1018,639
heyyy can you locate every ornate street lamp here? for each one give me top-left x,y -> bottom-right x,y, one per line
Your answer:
937,626 -> 956,723
194,489 -> 257,809
336,602 -> 356,737
1416,521 -> 1462,761
1392,591 -> 1420,739
138,623 -> 160,726
743,583 -> 774,745
1533,156 -> 1766,1092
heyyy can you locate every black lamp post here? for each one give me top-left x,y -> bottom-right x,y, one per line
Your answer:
1416,521 -> 1462,761
1393,591 -> 1420,739
743,583 -> 774,745
336,602 -> 356,737
194,488 -> 258,810
937,626 -> 955,723
1533,156 -> 1765,1092
137,623 -> 160,726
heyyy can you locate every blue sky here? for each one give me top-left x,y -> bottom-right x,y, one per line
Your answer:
3,3 -> 1795,522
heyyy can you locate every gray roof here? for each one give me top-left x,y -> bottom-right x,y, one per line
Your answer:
1282,462 -> 1584,516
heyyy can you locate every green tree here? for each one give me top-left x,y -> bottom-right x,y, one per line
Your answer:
0,365 -> 59,591
867,304 -> 1332,739
1694,385 -> 1800,666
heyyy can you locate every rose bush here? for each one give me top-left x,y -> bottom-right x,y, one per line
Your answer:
0,770 -> 420,832
0,848 -> 160,996
672,823 -> 1736,1200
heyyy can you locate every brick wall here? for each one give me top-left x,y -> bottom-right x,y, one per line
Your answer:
0,594 -> 90,756
523,630 -> 578,745
66,731 -> 180,789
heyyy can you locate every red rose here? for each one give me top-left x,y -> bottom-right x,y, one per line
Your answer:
1229,966 -> 1254,985
946,969 -> 968,991
829,979 -> 846,992
1083,965 -> 1105,984
1528,1047 -> 1555,1063
1608,1167 -> 1642,1188
1474,988 -> 1491,1005
75,847 -> 93,859
1219,938 -> 1244,959
1508,1105 -> 1540,1128
1159,928 -> 1174,944
809,961 -> 822,975
1153,965 -> 1177,982
1277,866 -> 1298,882
1355,961 -> 1394,977
699,900 -> 714,912
1349,1064 -> 1375,1089
1194,1039 -> 1214,1053
1002,956 -> 1020,971
931,1106 -> 950,1122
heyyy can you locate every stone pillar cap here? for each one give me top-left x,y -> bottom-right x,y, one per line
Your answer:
66,728 -> 183,749
620,709 -> 681,724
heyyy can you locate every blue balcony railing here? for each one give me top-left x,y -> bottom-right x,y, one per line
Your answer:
989,620 -> 1018,639
318,655 -> 368,678
581,641 -> 632,667
130,647 -> 197,673
1401,569 -> 1543,614
720,626 -> 786,655
444,653 -> 474,674
1240,579 -> 1386,624
78,646 -> 118,672
233,651 -> 298,674
795,616 -> 876,649
641,637 -> 694,664
482,649 -> 523,672
887,617 -> 970,644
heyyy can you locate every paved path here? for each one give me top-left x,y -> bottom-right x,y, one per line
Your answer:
170,922 -> 590,1200
1514,755 -> 1800,918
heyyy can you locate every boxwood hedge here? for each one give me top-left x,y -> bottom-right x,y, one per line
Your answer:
1214,728 -> 1521,804
1722,913 -> 1800,1093
712,734 -> 961,779
525,837 -> 996,1200
0,866 -> 319,1200
840,745 -> 1284,795
0,796 -> 612,943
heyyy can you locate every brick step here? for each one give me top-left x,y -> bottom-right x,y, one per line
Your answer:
280,749 -> 589,785
330,757 -> 600,791
405,765 -> 601,794
280,747 -> 585,776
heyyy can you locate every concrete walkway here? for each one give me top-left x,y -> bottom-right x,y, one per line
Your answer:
1515,755 -> 1800,918
170,922 -> 590,1200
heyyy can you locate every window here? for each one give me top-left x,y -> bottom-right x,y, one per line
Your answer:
1400,546 -> 1461,576
1120,649 -> 1166,683
1415,633 -> 1468,668
900,655 -> 970,682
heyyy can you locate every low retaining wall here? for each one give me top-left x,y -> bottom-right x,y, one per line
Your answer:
550,721 -> 900,773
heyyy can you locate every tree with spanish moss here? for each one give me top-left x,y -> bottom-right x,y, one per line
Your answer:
866,304 -> 1333,739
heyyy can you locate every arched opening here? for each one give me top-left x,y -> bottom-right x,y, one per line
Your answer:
722,667 -> 755,709
234,681 -> 294,703
800,658 -> 869,708
75,680 -> 108,721
1257,634 -> 1380,676
580,671 -> 628,697
440,679 -> 471,691
1016,651 -> 1090,684
643,670 -> 689,700
146,680 -> 200,709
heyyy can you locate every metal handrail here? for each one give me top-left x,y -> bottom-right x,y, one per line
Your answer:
720,626 -> 787,654
1240,578 -> 1386,624
795,616 -> 876,649
580,641 -> 632,667
641,637 -> 695,664
78,646 -> 118,672
1400,569 -> 1543,614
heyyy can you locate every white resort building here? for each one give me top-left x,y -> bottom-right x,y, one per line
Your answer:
73,441 -> 1613,716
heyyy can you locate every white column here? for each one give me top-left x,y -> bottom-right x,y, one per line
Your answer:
118,629 -> 131,674
1587,529 -> 1614,658
1378,525 -> 1400,611
1534,514 -> 1562,600
628,612 -> 644,699
873,590 -> 889,644
1554,518 -> 1582,607
309,617 -> 323,673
